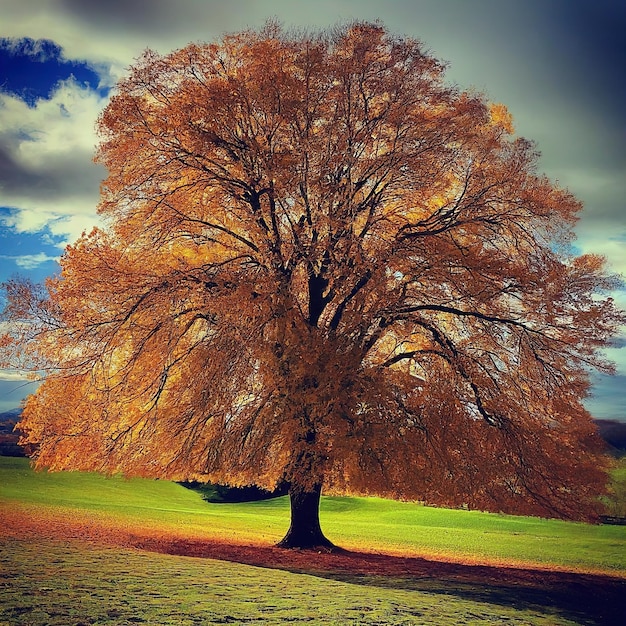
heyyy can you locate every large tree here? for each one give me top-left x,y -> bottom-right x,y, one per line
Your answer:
2,23 -> 622,549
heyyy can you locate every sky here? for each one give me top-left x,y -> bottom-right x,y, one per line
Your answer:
0,0 -> 624,419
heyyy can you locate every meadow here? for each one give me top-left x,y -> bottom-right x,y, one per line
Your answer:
1,456 -> 625,625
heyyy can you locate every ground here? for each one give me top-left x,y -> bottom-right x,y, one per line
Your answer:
1,505 -> 624,625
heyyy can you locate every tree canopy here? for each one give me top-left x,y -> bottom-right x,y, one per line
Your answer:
2,23 -> 623,548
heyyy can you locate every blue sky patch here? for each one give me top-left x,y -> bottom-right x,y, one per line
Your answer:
0,210 -> 63,283
0,37 -> 105,105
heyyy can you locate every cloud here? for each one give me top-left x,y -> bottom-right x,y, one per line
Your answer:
0,369 -> 37,382
0,253 -> 59,269
0,0 -> 250,85
57,0 -> 248,38
0,75 -> 107,244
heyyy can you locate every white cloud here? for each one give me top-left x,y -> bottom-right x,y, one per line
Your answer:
0,77 -> 107,245
0,253 -> 59,269
0,369 -> 39,382
579,236 -> 626,279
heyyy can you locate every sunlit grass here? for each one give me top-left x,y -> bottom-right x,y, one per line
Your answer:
2,456 -> 624,575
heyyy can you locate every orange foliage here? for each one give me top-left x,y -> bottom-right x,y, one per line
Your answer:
2,23 -> 623,522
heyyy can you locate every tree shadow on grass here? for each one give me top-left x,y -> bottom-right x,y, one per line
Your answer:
321,569 -> 623,626
136,536 -> 625,626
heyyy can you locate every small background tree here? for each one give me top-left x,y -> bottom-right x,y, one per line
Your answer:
1,23 -> 623,549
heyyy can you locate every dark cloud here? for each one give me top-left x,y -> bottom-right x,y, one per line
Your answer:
0,141 -> 104,200
0,36 -> 104,105
0,143 -> 32,190
521,1 -> 626,192
540,0 -> 626,114
58,0 -> 246,37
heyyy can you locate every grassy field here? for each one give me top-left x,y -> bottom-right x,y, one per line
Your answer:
1,456 -> 625,625
3,536 -> 599,626
1,456 -> 625,574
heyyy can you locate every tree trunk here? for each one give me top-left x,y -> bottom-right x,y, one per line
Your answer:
276,482 -> 336,550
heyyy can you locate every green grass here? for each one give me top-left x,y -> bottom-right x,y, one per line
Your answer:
2,456 -> 625,625
1,537 -> 589,626
1,456 -> 625,574
604,457 -> 626,517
